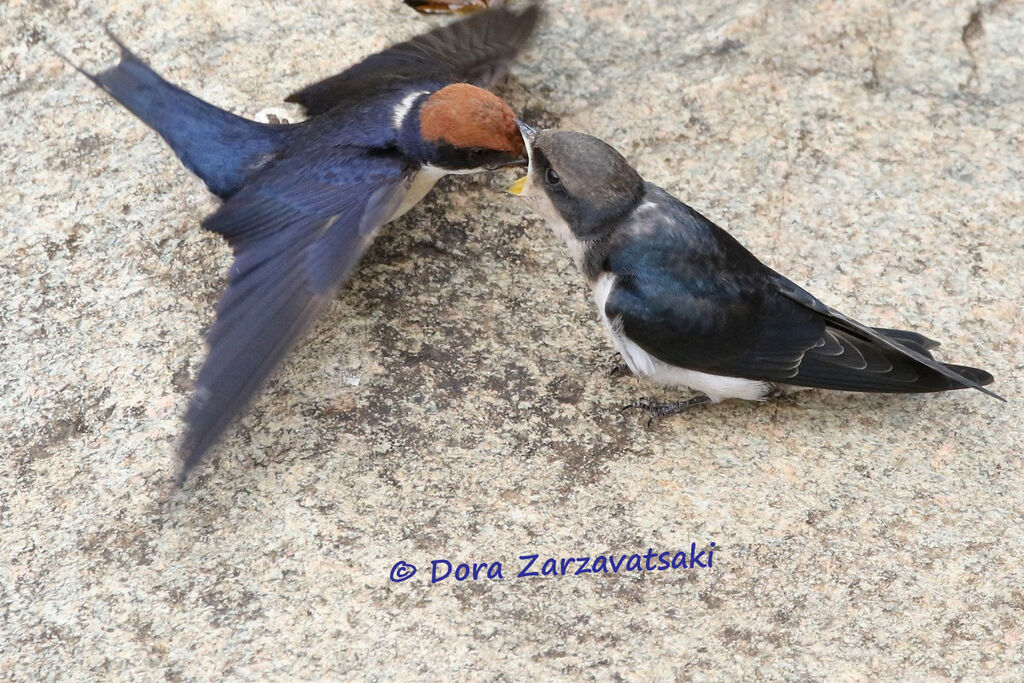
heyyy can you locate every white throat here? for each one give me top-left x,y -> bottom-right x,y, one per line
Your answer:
520,173 -> 588,270
592,272 -> 772,403
390,164 -> 448,222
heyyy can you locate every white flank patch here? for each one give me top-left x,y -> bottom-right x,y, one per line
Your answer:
592,273 -> 772,403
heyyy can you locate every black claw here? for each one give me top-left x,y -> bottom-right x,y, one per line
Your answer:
607,352 -> 631,378
609,362 -> 631,378
618,399 -> 653,414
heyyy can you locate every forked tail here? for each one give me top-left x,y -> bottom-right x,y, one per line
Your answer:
72,32 -> 286,198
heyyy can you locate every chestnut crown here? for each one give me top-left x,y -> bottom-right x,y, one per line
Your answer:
419,83 -> 525,169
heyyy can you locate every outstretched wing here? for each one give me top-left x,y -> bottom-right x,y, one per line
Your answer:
604,201 -> 1000,398
285,4 -> 541,115
178,149 -> 414,481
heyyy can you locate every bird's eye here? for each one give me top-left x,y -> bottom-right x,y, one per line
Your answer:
545,167 -> 561,186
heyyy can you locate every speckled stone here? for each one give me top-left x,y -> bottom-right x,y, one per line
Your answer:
2,0 -> 1022,679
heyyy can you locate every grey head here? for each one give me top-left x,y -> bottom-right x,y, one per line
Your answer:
508,125 -> 645,241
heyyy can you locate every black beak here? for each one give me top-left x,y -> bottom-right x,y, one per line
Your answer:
514,118 -> 537,144
489,158 -> 529,170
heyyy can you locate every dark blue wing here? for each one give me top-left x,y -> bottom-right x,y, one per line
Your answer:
604,199 -> 825,377
178,149 -> 414,480
605,268 -> 824,379
285,4 -> 540,115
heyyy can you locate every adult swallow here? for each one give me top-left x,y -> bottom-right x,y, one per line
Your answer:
507,127 -> 1002,417
72,5 -> 540,481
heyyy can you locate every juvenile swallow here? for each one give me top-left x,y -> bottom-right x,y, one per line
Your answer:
507,127 -> 1002,416
72,5 -> 540,481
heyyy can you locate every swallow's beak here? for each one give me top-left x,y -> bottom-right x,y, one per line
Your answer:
514,118 -> 537,145
505,175 -> 528,196
489,158 -> 528,171
507,119 -> 536,195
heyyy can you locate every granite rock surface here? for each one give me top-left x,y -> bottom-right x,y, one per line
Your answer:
2,0 -> 1022,679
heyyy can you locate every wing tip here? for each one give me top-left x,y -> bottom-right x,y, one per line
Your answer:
977,385 -> 1006,402
947,364 -> 1005,401
173,464 -> 191,488
174,427 -> 213,486
431,1 -> 542,43
501,2 -> 543,37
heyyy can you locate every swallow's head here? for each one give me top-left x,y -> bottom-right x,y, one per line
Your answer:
417,83 -> 526,171
506,127 -> 644,241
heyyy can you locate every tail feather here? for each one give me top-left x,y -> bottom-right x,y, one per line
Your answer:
943,363 -> 995,388
873,327 -> 941,354
80,32 -> 285,198
788,324 -> 1001,397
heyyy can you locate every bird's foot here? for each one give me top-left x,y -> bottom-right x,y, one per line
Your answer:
620,395 -> 712,426
607,353 -> 632,378
253,107 -> 295,125
763,383 -> 802,401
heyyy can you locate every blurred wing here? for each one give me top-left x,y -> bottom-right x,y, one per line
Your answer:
285,4 -> 541,115
179,149 -> 414,480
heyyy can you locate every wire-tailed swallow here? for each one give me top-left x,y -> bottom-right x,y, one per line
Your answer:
71,5 -> 540,481
507,127 -> 1002,417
